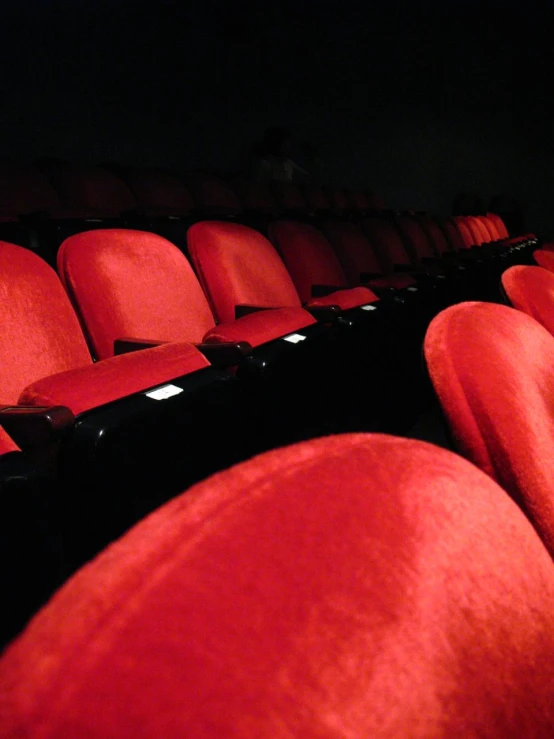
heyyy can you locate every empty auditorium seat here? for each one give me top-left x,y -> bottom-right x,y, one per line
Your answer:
2,433 -> 554,737
501,265 -> 554,338
300,184 -> 332,214
533,248 -> 554,271
424,300 -> 554,555
322,185 -> 351,215
121,167 -> 194,217
0,239 -> 245,560
268,220 -> 378,309
487,211 -> 510,239
230,176 -> 279,215
181,172 -> 243,216
345,189 -> 370,211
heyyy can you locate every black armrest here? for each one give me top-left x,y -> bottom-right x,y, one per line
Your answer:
195,341 -> 252,369
114,337 -> 169,355
305,304 -> 342,321
0,405 -> 75,450
311,284 -> 344,298
235,305 -> 275,319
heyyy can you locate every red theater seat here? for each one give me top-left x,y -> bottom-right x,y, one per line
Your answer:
533,248 -> 554,272
230,177 -> 279,214
270,181 -> 309,213
0,159 -> 61,219
268,220 -> 378,308
487,211 -> 510,239
122,167 -> 194,217
322,185 -> 351,214
58,229 -> 318,356
424,300 -> 554,556
501,265 -> 554,338
300,184 -> 332,214
2,433 -> 554,737
180,173 -> 242,216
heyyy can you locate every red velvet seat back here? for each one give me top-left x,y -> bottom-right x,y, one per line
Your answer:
269,221 -> 349,303
442,217 -> 467,251
502,265 -> 554,337
533,249 -> 554,273
40,162 -> 137,217
322,186 -> 350,214
462,216 -> 485,245
58,229 -> 217,359
0,160 -> 61,217
424,301 -> 554,555
301,184 -> 331,212
0,242 -> 92,403
453,216 -> 475,248
187,221 -> 303,323
347,190 -> 369,210
487,211 -> 510,239
182,173 -> 242,215
361,217 -> 412,271
467,215 -> 491,244
322,220 -> 383,284
123,168 -> 194,215
395,215 -> 436,259
417,215 -> 452,255
2,433 -> 554,738
270,181 -> 309,212
230,178 -> 278,213
477,215 -> 499,241
365,191 -> 387,210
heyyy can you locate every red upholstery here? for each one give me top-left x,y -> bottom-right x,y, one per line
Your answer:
424,301 -> 554,555
182,173 -> 242,215
361,217 -> 412,271
301,184 -> 331,212
322,186 -> 350,214
453,216 -> 475,248
39,162 -> 137,217
346,190 -> 369,210
58,230 -> 217,359
487,212 -> 510,239
416,215 -> 452,256
203,307 -> 316,346
322,221 -> 417,289
365,191 -> 387,210
0,426 -> 19,453
442,217 -> 467,251
187,221 -> 306,321
230,178 -> 278,213
20,342 -> 209,417
0,160 -> 60,217
123,168 -> 194,216
533,249 -> 554,273
2,433 -> 554,738
395,215 -> 436,260
0,241 -> 92,404
502,265 -> 554,338
269,221 -> 377,306
270,181 -> 308,212
477,215 -> 499,241
463,216 -> 486,245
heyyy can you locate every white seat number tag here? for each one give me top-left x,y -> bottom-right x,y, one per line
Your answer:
145,384 -> 184,400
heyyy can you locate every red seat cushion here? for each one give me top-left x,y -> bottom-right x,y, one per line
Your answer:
502,265 -> 554,337
2,434 -> 554,737
19,342 -> 210,417
204,307 -> 316,347
533,249 -> 554,272
0,427 -> 19,453
307,286 -> 378,310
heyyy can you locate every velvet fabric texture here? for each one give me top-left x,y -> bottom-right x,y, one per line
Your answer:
182,173 -> 242,215
361,217 -> 413,271
0,427 -> 19,453
1,433 -> 554,738
453,217 -> 476,248
477,215 -> 499,241
40,162 -> 137,217
442,218 -> 467,252
203,308 -> 316,347
502,265 -> 554,337
415,215 -> 452,255
19,342 -> 210,417
123,168 -> 194,216
465,216 -> 488,245
394,215 -> 436,259
487,212 -> 510,239
532,249 -> 554,273
0,160 -> 60,217
268,220 -> 377,306
58,230 -> 217,359
188,221 -> 305,320
323,220 -> 418,289
270,181 -> 308,212
424,301 -> 554,555
0,241 -> 92,404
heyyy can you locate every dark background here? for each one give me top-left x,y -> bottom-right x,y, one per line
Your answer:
0,0 -> 553,229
